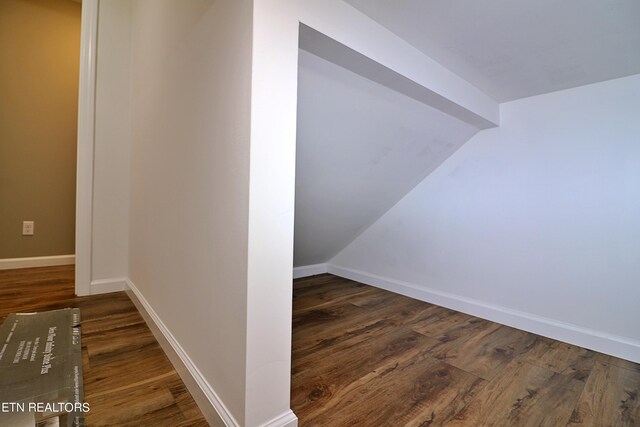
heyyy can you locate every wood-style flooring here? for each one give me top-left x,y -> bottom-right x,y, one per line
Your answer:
291,274 -> 640,426
0,265 -> 208,427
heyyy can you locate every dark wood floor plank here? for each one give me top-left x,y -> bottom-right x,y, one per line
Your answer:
84,322 -> 158,360
293,280 -> 376,313
292,294 -> 432,361
292,273 -> 340,290
306,356 -> 485,427
521,340 -> 597,382
293,302 -> 399,359
595,353 -> 640,375
567,361 -> 640,427
292,327 -> 438,413
410,306 -> 495,345
448,360 -> 584,427
344,287 -> 423,311
81,310 -> 146,335
428,323 -> 541,380
175,418 -> 211,427
83,347 -> 176,396
86,380 -> 177,426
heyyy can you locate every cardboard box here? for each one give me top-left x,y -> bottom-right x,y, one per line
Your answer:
0,309 -> 85,426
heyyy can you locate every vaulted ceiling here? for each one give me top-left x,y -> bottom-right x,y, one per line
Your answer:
294,0 -> 640,266
345,0 -> 640,102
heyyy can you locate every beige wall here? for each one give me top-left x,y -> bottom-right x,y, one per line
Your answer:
0,0 -> 80,258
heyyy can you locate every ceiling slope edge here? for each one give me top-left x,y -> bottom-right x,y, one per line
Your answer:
296,0 -> 500,128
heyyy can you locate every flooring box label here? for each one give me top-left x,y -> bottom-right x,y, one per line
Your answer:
0,308 -> 85,427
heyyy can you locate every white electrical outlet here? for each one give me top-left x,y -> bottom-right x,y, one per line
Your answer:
22,221 -> 34,236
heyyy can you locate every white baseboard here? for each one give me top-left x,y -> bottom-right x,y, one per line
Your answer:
90,277 -> 127,294
125,278 -> 237,427
293,263 -> 328,279
327,264 -> 640,364
126,278 -> 298,427
260,410 -> 298,427
0,254 -> 75,270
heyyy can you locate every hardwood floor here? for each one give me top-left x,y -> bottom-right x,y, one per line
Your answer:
291,274 -> 640,426
5,268 -> 637,426
0,265 -> 208,427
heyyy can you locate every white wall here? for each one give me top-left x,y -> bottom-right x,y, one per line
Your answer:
332,74 -> 640,362
91,0 -> 131,285
127,0 -> 253,424
294,49 -> 478,266
245,1 -> 300,425
297,0 -> 498,128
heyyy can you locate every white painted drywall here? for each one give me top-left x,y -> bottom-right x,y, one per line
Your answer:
294,49 -> 478,266
245,1 -> 300,425
332,74 -> 640,357
127,0 -> 253,424
297,0 -> 499,127
91,0 -> 131,282
345,0 -> 640,102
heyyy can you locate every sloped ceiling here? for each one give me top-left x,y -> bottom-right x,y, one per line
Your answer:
294,50 -> 478,266
294,1 -> 640,267
345,0 -> 640,102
